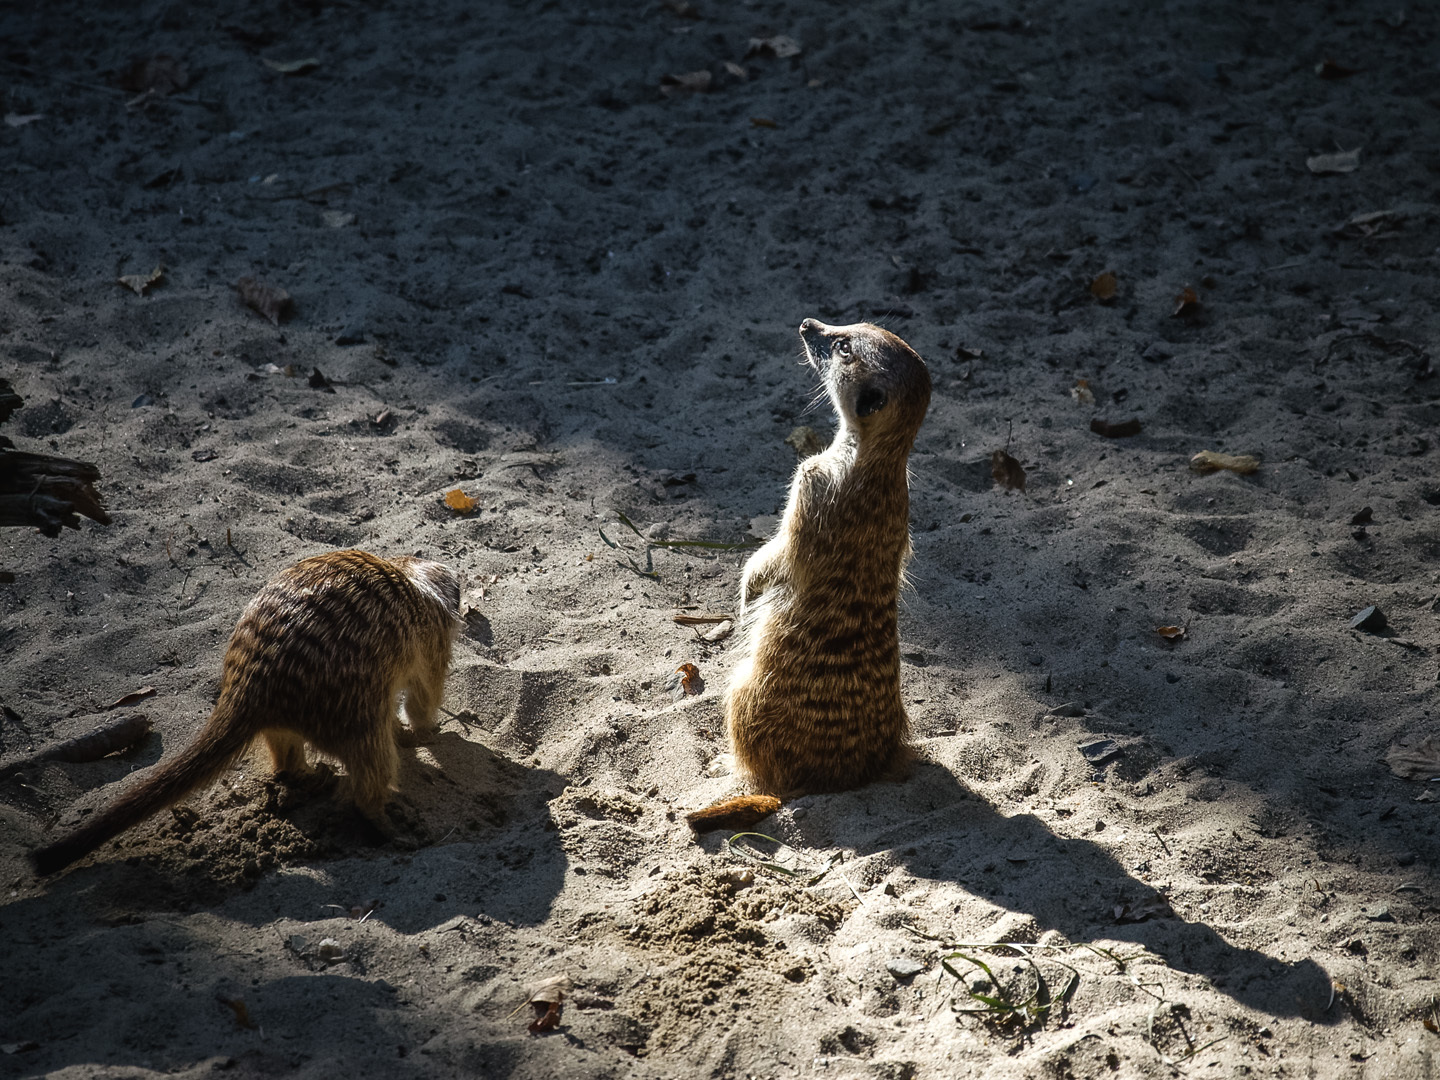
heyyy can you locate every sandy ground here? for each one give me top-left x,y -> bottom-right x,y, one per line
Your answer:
2,1 -> 1439,1077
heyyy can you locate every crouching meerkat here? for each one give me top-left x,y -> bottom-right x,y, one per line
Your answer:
30,549 -> 462,876
688,319 -> 931,831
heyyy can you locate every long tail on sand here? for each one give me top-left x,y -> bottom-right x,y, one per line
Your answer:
684,794 -> 782,833
29,718 -> 253,877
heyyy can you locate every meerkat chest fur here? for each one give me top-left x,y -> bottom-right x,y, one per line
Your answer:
726,319 -> 931,798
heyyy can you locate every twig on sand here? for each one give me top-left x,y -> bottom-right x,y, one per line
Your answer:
0,713 -> 152,779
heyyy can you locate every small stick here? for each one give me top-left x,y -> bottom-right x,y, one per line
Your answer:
1152,828 -> 1171,856
0,713 -> 152,778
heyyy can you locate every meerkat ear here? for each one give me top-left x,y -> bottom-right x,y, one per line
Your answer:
855,386 -> 888,417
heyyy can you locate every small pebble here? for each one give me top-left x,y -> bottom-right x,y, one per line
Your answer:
885,956 -> 924,980
1350,605 -> 1387,633
1078,738 -> 1121,765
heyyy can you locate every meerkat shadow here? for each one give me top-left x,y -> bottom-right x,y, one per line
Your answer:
798,757 -> 1336,1023
397,728 -> 566,840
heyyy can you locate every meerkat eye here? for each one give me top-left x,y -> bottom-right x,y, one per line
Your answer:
832,338 -> 852,360
855,386 -> 888,417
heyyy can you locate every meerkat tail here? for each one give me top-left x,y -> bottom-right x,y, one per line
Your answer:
684,794 -> 783,834
29,715 -> 255,877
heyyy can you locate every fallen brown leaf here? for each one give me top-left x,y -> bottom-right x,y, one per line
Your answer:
724,61 -> 748,80
750,116 -> 778,128
1315,58 -> 1359,79
1070,379 -> 1095,406
444,489 -> 478,514
1307,148 -> 1360,175
235,277 -> 293,324
1090,271 -> 1117,302
746,35 -> 802,58
660,70 -> 712,96
1113,894 -> 1172,924
523,975 -> 570,1034
990,449 -> 1026,491
218,997 -> 257,1030
117,56 -> 189,95
685,794 -> 782,832
1386,738 -> 1440,780
3,112 -> 44,128
116,266 -> 165,296
1090,418 -> 1142,438
106,686 -> 157,710
667,662 -> 703,700
1171,287 -> 1201,318
1156,625 -> 1187,641
1190,450 -> 1259,475
529,1000 -> 561,1034
263,57 -> 321,76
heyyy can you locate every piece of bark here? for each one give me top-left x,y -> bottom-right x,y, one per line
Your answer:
0,450 -> 112,536
0,713 -> 152,779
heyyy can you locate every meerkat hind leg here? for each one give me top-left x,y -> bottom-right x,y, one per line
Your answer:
397,663 -> 445,747
264,729 -> 310,776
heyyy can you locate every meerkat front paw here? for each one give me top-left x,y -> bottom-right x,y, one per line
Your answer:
706,752 -> 735,778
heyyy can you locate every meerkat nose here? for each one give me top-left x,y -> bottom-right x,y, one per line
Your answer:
799,318 -> 823,335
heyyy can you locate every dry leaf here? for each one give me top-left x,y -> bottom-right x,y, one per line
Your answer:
118,56 -> 189,95
746,35 -> 802,58
444,489 -> 478,513
724,61 -> 748,80
1171,287 -> 1201,318
307,367 -> 334,392
529,1000 -> 561,1034
3,113 -> 44,128
785,425 -> 826,457
660,70 -> 712,96
116,266 -> 165,296
218,997 -> 257,1030
524,975 -> 569,1034
955,344 -> 983,360
1113,894 -> 1172,924
1156,625 -> 1187,641
321,210 -> 355,228
1315,58 -> 1359,79
1090,417 -> 1142,438
1190,450 -> 1259,475
106,686 -> 157,710
1307,148 -> 1360,175
991,449 -> 1026,491
1070,379 -> 1095,406
685,794 -> 782,832
667,662 -> 703,700
1090,271 -> 1117,302
263,57 -> 321,76
1386,738 -> 1440,780
750,116 -> 778,128
235,277 -> 293,324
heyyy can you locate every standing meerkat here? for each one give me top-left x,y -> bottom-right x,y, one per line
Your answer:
688,319 -> 931,831
30,549 -> 462,876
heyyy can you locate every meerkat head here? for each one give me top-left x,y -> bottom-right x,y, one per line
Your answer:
395,556 -> 463,620
798,318 -> 931,443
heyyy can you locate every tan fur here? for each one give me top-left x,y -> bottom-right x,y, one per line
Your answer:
30,549 -> 462,876
722,319 -> 931,802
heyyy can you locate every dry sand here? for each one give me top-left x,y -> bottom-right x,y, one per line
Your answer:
2,1 -> 1439,1077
